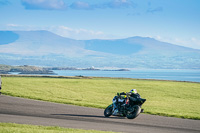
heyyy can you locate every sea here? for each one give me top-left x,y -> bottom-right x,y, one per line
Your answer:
52,69 -> 200,83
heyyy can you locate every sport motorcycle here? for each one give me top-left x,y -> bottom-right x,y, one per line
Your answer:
104,92 -> 146,119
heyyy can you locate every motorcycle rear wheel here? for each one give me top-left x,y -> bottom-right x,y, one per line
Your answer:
126,105 -> 141,119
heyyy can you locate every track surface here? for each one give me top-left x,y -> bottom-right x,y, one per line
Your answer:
0,95 -> 200,133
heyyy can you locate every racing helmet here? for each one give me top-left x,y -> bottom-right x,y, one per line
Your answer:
130,89 -> 137,94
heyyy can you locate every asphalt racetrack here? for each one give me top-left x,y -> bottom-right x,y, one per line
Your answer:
0,95 -> 200,133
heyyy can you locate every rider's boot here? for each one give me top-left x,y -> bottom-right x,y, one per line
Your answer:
112,108 -> 119,116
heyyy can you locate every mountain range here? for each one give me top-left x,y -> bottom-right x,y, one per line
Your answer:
0,30 -> 200,69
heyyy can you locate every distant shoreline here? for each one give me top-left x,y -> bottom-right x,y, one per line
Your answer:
0,64 -> 130,75
1,65 -> 200,83
1,74 -> 200,84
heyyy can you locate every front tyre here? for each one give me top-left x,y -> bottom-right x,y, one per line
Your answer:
126,105 -> 141,119
104,104 -> 113,117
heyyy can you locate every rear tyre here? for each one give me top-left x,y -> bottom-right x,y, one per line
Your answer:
126,105 -> 141,119
104,105 -> 113,117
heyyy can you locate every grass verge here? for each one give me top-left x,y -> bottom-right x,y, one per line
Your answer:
0,123 -> 116,133
1,76 -> 200,119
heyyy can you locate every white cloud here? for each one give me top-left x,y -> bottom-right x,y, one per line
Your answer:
154,35 -> 200,50
191,37 -> 200,48
21,0 -> 67,10
191,37 -> 200,44
53,26 -> 106,40
3,24 -> 117,40
5,24 -> 40,31
147,7 -> 163,13
109,0 -> 136,8
70,1 -> 91,10
70,0 -> 136,10
6,24 -> 20,27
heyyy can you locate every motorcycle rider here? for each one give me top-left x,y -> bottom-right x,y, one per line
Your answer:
112,89 -> 140,115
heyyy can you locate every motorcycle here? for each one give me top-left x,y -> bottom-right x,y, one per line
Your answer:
104,92 -> 146,119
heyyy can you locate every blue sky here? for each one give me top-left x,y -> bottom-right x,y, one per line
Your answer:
0,0 -> 200,49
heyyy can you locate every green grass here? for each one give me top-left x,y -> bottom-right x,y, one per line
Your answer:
1,76 -> 200,119
0,123 -> 116,133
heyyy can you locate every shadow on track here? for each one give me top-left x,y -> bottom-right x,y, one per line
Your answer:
51,114 -> 126,119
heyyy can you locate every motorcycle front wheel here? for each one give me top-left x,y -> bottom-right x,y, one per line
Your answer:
126,105 -> 141,119
104,104 -> 113,117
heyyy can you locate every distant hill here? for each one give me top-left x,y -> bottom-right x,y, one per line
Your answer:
0,30 -> 200,69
